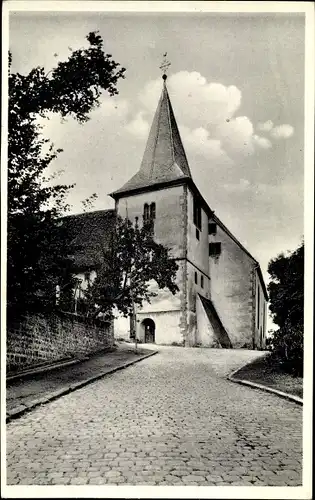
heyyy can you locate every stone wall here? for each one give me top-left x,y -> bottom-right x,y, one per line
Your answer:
6,312 -> 114,373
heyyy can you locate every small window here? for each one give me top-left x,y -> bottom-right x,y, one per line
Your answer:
208,222 -> 217,235
194,272 -> 198,284
150,202 -> 156,219
143,203 -> 149,222
143,202 -> 155,235
209,242 -> 221,257
193,196 -> 202,230
201,275 -> 204,288
196,228 -> 200,240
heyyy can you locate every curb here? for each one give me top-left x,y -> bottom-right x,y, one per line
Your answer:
6,350 -> 158,423
228,358 -> 303,405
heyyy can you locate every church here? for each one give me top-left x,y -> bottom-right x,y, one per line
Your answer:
66,73 -> 268,350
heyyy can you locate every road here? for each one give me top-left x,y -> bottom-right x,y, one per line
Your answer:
6,346 -> 302,486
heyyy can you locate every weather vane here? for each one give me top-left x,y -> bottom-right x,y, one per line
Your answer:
159,52 -> 171,80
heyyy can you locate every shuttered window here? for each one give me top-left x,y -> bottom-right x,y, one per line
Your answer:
209,242 -> 221,257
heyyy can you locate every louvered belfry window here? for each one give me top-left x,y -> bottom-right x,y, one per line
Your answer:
143,202 -> 156,234
143,203 -> 150,223
150,202 -> 156,220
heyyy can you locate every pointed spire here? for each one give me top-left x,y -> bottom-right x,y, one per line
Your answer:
111,76 -> 192,197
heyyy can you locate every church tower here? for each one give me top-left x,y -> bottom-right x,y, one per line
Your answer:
110,74 -> 193,345
110,72 -> 268,349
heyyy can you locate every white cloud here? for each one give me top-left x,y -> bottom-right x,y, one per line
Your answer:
215,116 -> 255,156
126,111 -> 149,139
270,124 -> 294,139
253,134 -> 272,150
126,71 -> 288,164
257,120 -> 274,132
140,71 -> 242,127
179,125 -> 233,164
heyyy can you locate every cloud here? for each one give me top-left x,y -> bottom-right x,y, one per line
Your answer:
126,111 -> 149,139
257,120 -> 274,132
126,71 -> 291,165
253,134 -> 272,150
216,118 -> 272,156
140,71 -> 242,127
179,125 -> 233,164
270,124 -> 294,139
215,116 -> 255,156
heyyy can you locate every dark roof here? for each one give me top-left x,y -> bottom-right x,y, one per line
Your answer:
110,80 -> 192,198
62,209 -> 116,271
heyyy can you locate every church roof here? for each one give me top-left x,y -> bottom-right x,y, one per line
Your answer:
62,209 -> 116,270
110,78 -> 192,198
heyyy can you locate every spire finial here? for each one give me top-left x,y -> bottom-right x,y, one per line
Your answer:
159,52 -> 171,81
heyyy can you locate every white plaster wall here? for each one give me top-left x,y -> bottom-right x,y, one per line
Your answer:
116,185 -> 185,259
135,261 -> 184,314
186,261 -> 210,346
186,188 -> 210,276
136,310 -> 182,345
208,221 -> 254,348
114,309 -> 130,341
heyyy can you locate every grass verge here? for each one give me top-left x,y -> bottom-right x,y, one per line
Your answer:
233,354 -> 303,398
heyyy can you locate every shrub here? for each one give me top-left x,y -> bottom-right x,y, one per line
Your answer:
269,321 -> 303,377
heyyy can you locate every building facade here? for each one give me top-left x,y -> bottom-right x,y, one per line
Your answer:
67,75 -> 268,349
110,76 -> 268,349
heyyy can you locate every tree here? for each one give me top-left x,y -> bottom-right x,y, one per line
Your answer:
7,32 -> 125,317
267,242 -> 304,329
268,322 -> 303,376
79,216 -> 179,322
267,242 -> 304,376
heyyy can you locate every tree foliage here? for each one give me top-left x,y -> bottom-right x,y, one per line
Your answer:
267,242 -> 304,329
78,216 -> 179,319
267,242 -> 304,376
7,32 -> 125,317
268,322 -> 303,377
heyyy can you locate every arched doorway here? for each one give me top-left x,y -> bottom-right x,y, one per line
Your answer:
141,318 -> 156,343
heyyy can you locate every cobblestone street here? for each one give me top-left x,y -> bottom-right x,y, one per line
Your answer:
6,346 -> 302,486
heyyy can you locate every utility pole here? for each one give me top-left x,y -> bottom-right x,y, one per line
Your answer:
129,293 -> 137,353
131,216 -> 139,354
133,301 -> 138,354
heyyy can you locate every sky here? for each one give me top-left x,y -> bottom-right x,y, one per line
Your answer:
9,8 -> 306,329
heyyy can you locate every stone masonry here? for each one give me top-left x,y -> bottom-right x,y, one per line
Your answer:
7,312 -> 114,373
